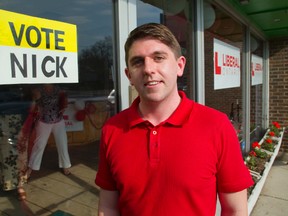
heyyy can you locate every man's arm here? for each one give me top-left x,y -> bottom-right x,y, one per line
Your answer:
218,189 -> 248,216
98,189 -> 120,216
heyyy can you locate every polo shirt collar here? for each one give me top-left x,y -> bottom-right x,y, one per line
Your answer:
128,91 -> 193,127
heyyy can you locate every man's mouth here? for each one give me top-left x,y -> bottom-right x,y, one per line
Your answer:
145,81 -> 161,86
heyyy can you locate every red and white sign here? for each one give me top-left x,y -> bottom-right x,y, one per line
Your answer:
213,38 -> 241,90
63,103 -> 83,132
251,54 -> 263,86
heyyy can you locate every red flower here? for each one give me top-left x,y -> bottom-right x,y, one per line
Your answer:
265,138 -> 272,144
252,142 -> 260,149
272,121 -> 280,129
269,131 -> 275,137
249,151 -> 257,157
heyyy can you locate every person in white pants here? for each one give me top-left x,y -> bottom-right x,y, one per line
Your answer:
27,84 -> 71,178
29,120 -> 71,170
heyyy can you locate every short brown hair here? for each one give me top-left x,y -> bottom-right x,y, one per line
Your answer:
124,23 -> 182,66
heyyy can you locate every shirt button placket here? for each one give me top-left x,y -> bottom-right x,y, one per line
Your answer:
149,128 -> 160,163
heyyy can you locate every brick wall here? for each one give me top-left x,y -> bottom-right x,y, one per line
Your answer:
269,38 -> 288,152
204,31 -> 288,151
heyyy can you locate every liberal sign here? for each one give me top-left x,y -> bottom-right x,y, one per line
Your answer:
251,54 -> 263,86
213,38 -> 241,90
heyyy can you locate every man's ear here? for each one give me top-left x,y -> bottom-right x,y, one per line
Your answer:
177,56 -> 186,77
125,68 -> 133,85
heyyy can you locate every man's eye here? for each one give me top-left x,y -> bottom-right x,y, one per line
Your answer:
131,59 -> 143,66
154,56 -> 165,61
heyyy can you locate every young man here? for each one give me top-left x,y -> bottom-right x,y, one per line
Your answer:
95,23 -> 253,216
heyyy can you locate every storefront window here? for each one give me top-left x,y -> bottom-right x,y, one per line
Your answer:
204,2 -> 244,142
250,36 -> 264,142
137,0 -> 193,95
0,1 -> 114,149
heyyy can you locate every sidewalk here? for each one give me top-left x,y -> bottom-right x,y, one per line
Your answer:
1,143 -> 287,215
250,151 -> 288,216
0,142 -> 100,216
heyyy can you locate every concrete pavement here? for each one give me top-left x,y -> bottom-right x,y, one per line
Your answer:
250,151 -> 288,216
1,142 -> 288,215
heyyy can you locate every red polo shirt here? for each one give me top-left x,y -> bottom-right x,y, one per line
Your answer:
95,91 -> 253,216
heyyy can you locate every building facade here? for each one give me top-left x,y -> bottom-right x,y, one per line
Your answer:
0,0 -> 287,153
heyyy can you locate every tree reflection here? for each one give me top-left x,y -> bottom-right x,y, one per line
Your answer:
69,36 -> 114,92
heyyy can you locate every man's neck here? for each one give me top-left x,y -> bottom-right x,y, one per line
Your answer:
138,93 -> 181,126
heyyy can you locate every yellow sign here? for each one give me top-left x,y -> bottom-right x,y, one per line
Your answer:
0,9 -> 78,84
0,9 -> 77,52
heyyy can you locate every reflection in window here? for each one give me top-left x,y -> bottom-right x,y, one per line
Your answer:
250,36 -> 264,143
137,0 -> 193,96
0,1 -> 115,147
0,0 -> 114,99
204,2 -> 244,141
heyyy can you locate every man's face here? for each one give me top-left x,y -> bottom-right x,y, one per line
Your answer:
125,38 -> 186,103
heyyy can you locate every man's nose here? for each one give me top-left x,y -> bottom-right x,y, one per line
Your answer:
143,57 -> 154,75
